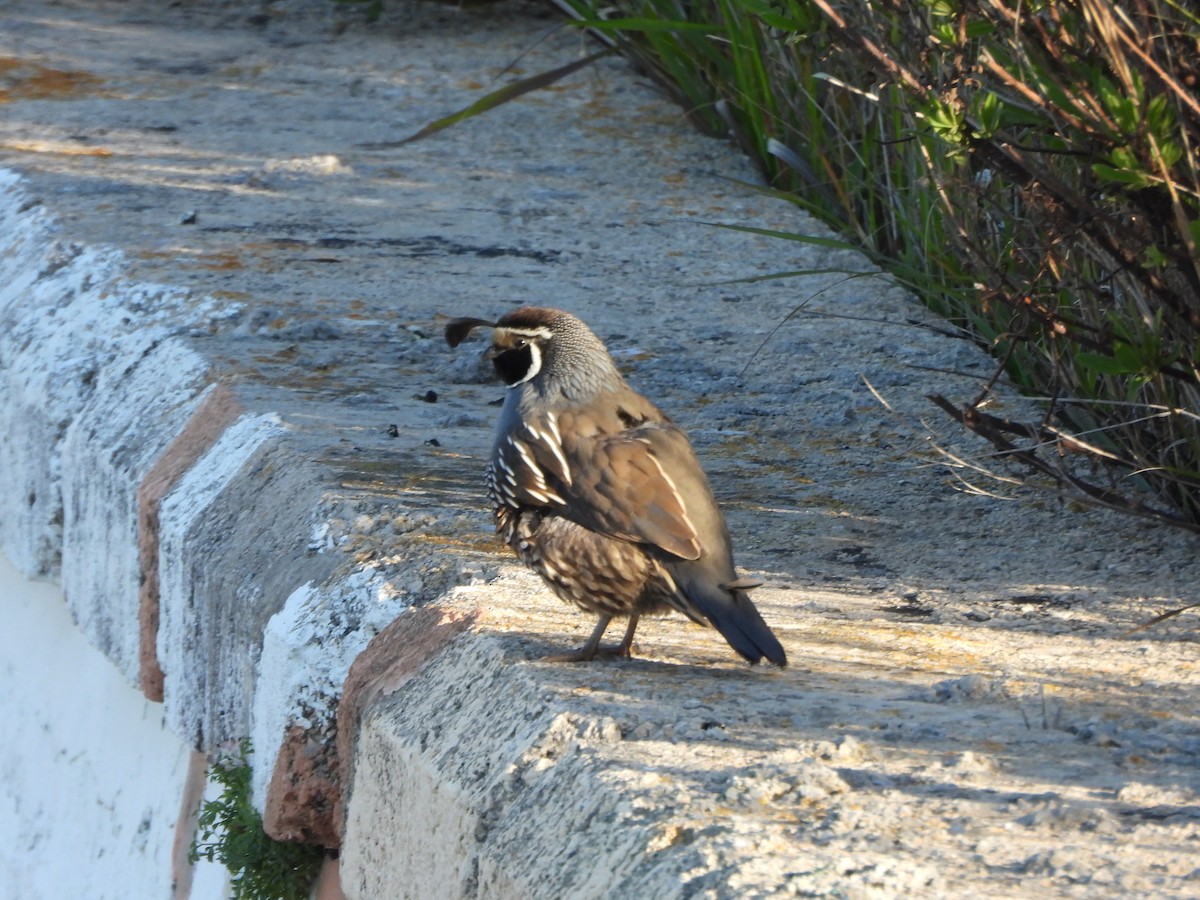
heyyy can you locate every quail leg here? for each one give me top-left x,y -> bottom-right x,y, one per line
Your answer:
545,615 -> 610,662
546,614 -> 639,662
612,615 -> 639,657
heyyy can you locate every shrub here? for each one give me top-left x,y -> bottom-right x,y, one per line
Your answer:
189,740 -> 324,900
558,0 -> 1200,528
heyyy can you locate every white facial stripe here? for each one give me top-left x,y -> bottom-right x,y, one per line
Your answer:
500,326 -> 554,341
510,341 -> 542,386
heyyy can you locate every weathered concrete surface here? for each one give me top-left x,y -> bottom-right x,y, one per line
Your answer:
137,383 -> 246,700
1,0 -> 1198,897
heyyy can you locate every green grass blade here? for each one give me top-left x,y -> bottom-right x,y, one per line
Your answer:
397,47 -> 615,145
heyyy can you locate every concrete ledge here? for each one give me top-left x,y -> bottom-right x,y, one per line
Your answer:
2,1 -> 1199,897
62,339 -> 211,686
138,383 -> 246,699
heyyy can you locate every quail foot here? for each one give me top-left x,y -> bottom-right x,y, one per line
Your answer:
446,307 -> 787,667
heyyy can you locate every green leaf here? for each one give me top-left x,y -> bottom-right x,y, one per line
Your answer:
1032,69 -> 1090,122
702,221 -> 861,251
1147,94 -> 1175,136
1154,141 -> 1183,169
1113,341 -> 1145,370
974,91 -> 1002,137
1143,244 -> 1168,268
924,98 -> 965,142
569,17 -> 719,33
189,740 -> 323,900
1111,146 -> 1138,169
1092,163 -> 1151,188
932,22 -> 956,44
396,47 -> 615,145
996,103 -> 1048,129
964,20 -> 995,38
1076,352 -> 1137,375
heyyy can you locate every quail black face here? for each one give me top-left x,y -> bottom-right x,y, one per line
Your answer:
487,325 -> 553,386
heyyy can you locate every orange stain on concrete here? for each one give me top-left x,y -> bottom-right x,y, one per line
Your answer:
0,57 -> 105,102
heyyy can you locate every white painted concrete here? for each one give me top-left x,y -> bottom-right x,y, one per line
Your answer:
0,552 -> 227,899
250,566 -> 419,816
61,339 -> 209,686
156,412 -> 285,744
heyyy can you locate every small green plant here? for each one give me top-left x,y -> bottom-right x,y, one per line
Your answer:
189,740 -> 324,900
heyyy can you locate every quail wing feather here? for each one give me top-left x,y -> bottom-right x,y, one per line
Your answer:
496,400 -> 710,562
567,421 -> 706,561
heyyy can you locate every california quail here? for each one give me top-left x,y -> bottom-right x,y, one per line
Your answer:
446,307 -> 787,666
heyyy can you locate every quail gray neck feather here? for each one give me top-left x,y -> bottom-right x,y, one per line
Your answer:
445,306 -> 787,666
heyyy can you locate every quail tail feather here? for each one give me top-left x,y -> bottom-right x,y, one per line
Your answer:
689,586 -> 787,667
